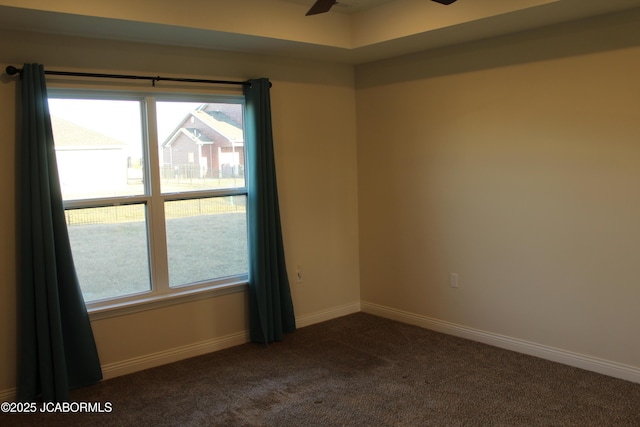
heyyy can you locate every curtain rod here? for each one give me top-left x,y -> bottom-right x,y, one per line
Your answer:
5,65 -> 251,87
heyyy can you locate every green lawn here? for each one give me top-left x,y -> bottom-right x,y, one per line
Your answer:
68,211 -> 248,302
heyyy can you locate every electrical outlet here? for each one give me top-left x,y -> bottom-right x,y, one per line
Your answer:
449,273 -> 459,288
296,266 -> 304,283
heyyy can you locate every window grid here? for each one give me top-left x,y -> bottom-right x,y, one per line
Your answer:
49,90 -> 249,310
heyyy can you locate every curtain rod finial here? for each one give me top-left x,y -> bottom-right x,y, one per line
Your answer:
6,65 -> 20,76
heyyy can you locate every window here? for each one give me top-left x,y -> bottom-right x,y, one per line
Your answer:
48,91 -> 248,310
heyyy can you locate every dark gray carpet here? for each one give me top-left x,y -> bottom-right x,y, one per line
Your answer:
3,313 -> 639,426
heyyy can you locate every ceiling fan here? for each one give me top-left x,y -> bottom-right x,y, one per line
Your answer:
306,0 -> 457,16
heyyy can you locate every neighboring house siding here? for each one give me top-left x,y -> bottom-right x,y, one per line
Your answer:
164,135 -> 197,176
51,116 -> 129,198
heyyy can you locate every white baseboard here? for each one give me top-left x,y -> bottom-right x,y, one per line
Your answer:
0,302 -> 363,400
0,332 -> 249,400
104,302 -> 362,380
102,330 -> 250,380
102,302 -> 362,380
101,302 -> 361,380
0,388 -> 16,402
295,301 -> 361,328
3,299 -> 636,400
361,301 -> 640,384
100,302 -> 361,381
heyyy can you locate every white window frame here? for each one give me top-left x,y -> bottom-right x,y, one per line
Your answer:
48,88 -> 249,318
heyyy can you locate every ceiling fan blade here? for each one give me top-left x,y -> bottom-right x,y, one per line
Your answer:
306,0 -> 338,16
305,0 -> 456,17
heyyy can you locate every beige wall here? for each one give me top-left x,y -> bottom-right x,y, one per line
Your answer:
356,11 -> 640,368
0,30 -> 361,394
2,7 -> 639,396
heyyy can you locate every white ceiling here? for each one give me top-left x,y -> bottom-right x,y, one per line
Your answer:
1,0 -> 639,64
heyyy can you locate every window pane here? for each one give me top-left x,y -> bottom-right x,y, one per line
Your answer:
49,98 -> 145,200
66,205 -> 151,302
157,102 -> 245,193
165,196 -> 248,287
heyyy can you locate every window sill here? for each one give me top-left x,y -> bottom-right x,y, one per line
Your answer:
88,281 -> 249,321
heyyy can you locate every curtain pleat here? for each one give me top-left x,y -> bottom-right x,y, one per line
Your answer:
244,78 -> 296,344
16,64 -> 102,402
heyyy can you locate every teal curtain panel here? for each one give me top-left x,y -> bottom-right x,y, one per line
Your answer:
16,64 -> 102,402
244,78 -> 296,344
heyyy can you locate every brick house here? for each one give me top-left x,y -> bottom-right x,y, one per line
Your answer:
161,104 -> 244,179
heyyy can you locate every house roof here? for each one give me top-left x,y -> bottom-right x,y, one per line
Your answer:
192,110 -> 243,143
51,116 -> 127,150
162,106 -> 244,148
180,128 -> 213,145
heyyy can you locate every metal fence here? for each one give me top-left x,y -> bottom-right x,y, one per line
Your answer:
160,164 -> 244,180
65,196 -> 246,226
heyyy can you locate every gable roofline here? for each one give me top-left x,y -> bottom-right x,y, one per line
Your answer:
161,105 -> 244,148
191,110 -> 243,143
51,115 -> 128,150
